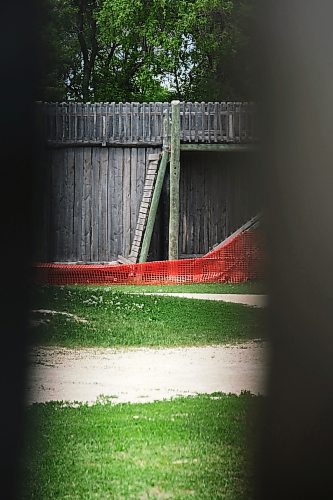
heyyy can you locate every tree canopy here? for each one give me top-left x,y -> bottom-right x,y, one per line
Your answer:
37,0 -> 256,102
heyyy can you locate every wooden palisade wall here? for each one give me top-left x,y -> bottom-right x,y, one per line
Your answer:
35,102 -> 259,263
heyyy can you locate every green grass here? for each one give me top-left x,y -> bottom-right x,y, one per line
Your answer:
21,393 -> 263,499
63,281 -> 266,295
30,285 -> 265,348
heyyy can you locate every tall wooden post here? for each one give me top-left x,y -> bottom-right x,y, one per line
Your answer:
168,100 -> 181,260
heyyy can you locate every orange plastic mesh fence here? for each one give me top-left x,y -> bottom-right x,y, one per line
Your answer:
33,228 -> 264,286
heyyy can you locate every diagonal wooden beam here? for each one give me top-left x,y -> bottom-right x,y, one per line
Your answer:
139,150 -> 169,263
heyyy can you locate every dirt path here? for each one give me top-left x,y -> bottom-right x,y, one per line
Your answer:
136,293 -> 267,307
26,342 -> 268,405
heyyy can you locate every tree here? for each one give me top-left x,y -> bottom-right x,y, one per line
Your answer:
37,0 -> 256,102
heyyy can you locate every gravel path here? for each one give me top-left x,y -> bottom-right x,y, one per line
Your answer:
131,293 -> 267,307
26,342 -> 268,405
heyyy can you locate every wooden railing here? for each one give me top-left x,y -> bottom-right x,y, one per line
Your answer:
36,101 -> 257,146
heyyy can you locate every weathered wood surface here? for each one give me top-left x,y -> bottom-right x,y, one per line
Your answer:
179,151 -> 261,256
37,101 -> 257,146
37,146 -> 260,262
169,100 -> 181,260
122,153 -> 161,263
138,150 -> 169,263
139,110 -> 170,263
180,143 -> 257,152
42,145 -> 161,262
35,101 -> 259,263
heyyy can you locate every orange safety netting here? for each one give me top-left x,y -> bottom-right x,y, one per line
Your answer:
33,227 -> 265,286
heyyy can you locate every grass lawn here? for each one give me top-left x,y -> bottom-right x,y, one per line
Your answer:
21,393 -> 262,499
79,281 -> 267,295
30,285 -> 265,348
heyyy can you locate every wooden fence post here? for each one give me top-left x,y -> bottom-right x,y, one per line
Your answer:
168,100 -> 181,260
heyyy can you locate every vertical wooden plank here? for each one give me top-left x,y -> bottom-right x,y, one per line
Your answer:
192,158 -> 198,255
119,102 -> 123,142
82,147 -> 92,261
202,164 -> 207,254
85,103 -> 88,142
214,102 -> 218,143
157,102 -> 162,143
113,148 -> 123,257
218,102 -> 223,142
51,149 -> 63,260
130,147 -> 138,243
238,102 -> 242,141
193,161 -> 200,255
135,102 -> 139,143
117,148 -> 124,257
169,100 -> 181,260
88,103 -> 92,142
73,147 -> 83,261
99,147 -> 109,261
200,102 -> 204,143
96,102 -> 100,143
242,102 -> 248,141
127,102 -> 131,142
100,102 -> 105,143
113,104 -> 118,143
55,103 -> 59,141
228,102 -> 234,140
66,147 -> 75,261
189,102 -> 192,142
199,153 -> 206,254
137,147 -> 146,212
58,147 -> 67,259
93,103 -> 97,142
76,103 -> 80,142
123,102 -> 128,143
110,102 -> 114,142
101,104 -> 106,146
207,102 -> 212,143
129,102 -> 133,143
61,148 -> 69,260
152,102 -> 156,142
61,103 -> 65,142
180,158 -> 187,254
182,156 -> 187,255
157,102 -> 162,142
48,149 -> 55,261
68,103 -> 72,142
189,159 -> 194,254
91,147 -> 100,261
73,147 -> 83,262
42,147 -> 52,261
142,102 -> 145,142
81,103 -> 86,142
122,148 -> 131,256
180,101 -> 185,142
99,102 -> 103,143
73,103 -> 78,142
108,147 -> 115,260
194,102 -> 198,143
185,159 -> 190,255
136,103 -> 140,142
105,102 -> 110,145
148,103 -> 151,143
